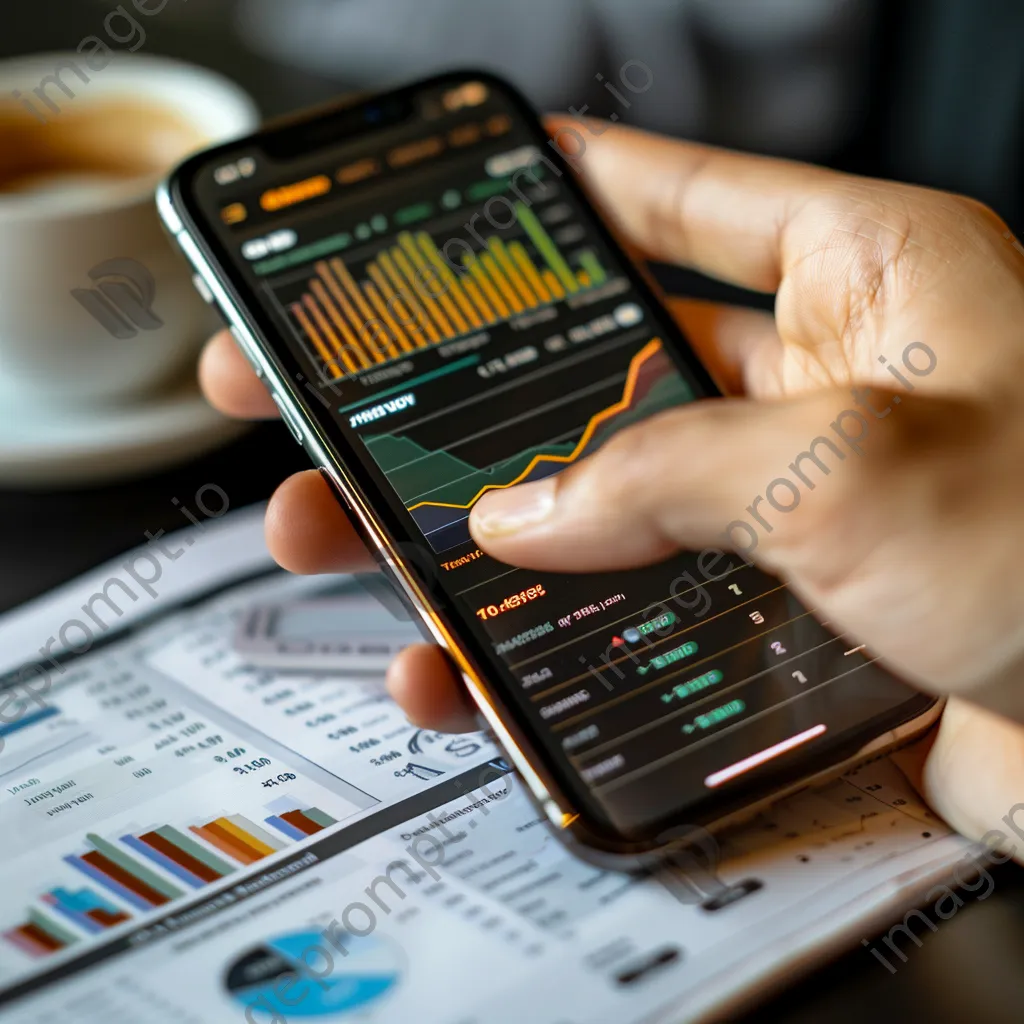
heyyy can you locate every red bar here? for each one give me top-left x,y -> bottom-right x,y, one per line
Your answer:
4,928 -> 49,957
86,907 -> 130,928
280,810 -> 324,836
81,851 -> 170,906
19,924 -> 62,952
140,831 -> 223,883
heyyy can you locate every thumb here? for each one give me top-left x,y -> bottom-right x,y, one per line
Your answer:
893,697 -> 1024,861
469,385 -> 944,579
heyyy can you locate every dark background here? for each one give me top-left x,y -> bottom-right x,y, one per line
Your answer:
1,1 -> 1023,1020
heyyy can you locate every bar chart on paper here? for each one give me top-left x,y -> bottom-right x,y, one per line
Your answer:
2,797 -> 341,960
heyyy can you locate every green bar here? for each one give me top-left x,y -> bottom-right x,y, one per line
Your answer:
28,909 -> 78,946
578,249 -> 607,286
515,202 -> 578,293
467,164 -> 546,202
86,833 -> 183,900
339,355 -> 479,413
695,699 -> 745,729
660,669 -> 723,704
156,826 -> 234,876
303,807 -> 337,828
252,232 -> 352,275
651,641 -> 699,671
466,178 -> 511,201
639,612 -> 677,635
394,202 -> 433,226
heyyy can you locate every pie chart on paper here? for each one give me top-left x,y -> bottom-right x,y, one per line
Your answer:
225,929 -> 401,1018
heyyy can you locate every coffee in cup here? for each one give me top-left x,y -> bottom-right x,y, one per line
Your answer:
0,97 -> 207,197
0,54 -> 258,408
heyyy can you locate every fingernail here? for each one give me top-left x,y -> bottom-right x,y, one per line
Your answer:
472,480 -> 556,537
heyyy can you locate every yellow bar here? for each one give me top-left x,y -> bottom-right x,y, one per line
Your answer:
390,247 -> 447,342
396,238 -> 455,338
481,251 -> 523,313
577,271 -> 591,287
460,275 -> 496,323
449,275 -> 483,329
303,292 -> 361,373
508,241 -> 551,303
363,283 -> 402,360
325,258 -> 376,329
488,237 -> 536,308
414,232 -> 481,330
310,279 -> 369,370
214,817 -> 277,858
314,266 -> 377,366
378,251 -> 436,347
292,301 -> 346,377
541,269 -> 566,300
367,263 -> 415,353
463,254 -> 509,318
405,233 -> 469,335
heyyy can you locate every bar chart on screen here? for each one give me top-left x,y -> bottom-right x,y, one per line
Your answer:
262,170 -> 621,382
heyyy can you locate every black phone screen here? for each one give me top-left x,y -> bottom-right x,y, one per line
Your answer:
179,73 -> 934,842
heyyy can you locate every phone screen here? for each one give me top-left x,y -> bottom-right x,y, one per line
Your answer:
178,74 -> 933,841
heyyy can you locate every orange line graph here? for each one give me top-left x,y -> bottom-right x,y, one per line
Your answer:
407,338 -> 663,512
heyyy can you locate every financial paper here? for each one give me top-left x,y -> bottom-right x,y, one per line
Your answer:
0,507 -> 971,1023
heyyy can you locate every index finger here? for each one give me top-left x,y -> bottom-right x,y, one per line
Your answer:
546,115 -> 829,294
199,329 -> 279,420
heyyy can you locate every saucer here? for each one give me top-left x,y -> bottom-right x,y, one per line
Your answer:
0,376 -> 247,488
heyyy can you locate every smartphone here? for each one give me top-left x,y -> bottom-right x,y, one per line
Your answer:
159,71 -> 940,862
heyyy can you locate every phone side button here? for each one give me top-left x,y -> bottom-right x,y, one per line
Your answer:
229,326 -> 265,380
271,395 -> 304,444
192,272 -> 215,305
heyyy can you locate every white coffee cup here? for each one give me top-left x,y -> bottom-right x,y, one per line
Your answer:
0,53 -> 259,409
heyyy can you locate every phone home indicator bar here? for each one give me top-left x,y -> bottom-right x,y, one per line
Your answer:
703,723 -> 827,789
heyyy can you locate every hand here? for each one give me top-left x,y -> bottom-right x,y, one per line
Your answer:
200,118 -> 1024,853
198,341 -> 480,730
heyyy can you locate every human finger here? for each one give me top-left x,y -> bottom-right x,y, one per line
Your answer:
265,469 -> 376,574
663,297 -> 783,398
468,384 -> 974,575
545,116 -> 829,293
385,644 -> 478,732
198,329 -> 278,420
895,698 -> 1024,863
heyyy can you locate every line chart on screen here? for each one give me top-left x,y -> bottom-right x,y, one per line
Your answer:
361,338 -> 688,551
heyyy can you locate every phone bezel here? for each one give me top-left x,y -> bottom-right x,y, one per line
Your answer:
163,69 -> 940,859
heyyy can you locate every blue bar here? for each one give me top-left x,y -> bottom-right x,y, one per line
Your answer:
120,835 -> 205,889
0,705 -> 59,738
52,888 -> 110,914
264,815 -> 306,841
63,856 -> 150,912
53,887 -> 123,921
41,894 -> 102,934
